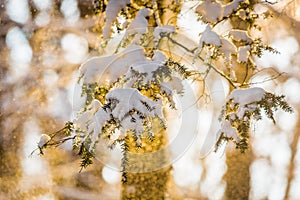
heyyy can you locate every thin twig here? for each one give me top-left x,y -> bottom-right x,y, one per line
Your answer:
247,72 -> 285,86
160,33 -> 237,88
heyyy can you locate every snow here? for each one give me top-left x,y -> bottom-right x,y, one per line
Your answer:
77,46 -> 183,148
217,87 -> 266,143
80,45 -> 146,84
195,0 -> 245,23
177,1 -> 206,43
74,99 -> 103,133
237,45 -> 251,63
223,0 -> 245,17
129,61 -> 162,74
119,113 -> 145,141
196,0 -> 222,23
74,99 -> 110,150
71,78 -> 87,114
160,82 -> 173,96
194,25 -> 221,59
153,25 -> 176,40
103,0 -> 130,39
229,87 -> 265,119
106,88 -> 162,120
125,60 -> 163,84
220,38 -> 237,60
125,8 -> 151,38
123,51 -> 183,105
92,106 -> 111,141
152,50 -> 167,62
38,134 -> 51,148
229,87 -> 265,106
194,25 -> 221,58
169,77 -> 184,93
159,80 -> 181,107
218,120 -> 240,142
199,25 -> 221,48
88,88 -> 164,148
229,30 -> 253,44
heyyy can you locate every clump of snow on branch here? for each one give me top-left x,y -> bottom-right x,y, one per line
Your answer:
194,25 -> 221,59
229,30 -> 253,44
125,61 -> 163,85
79,45 -> 146,85
219,38 -> 237,60
194,25 -> 238,61
38,134 -> 51,148
74,49 -> 189,151
103,0 -> 130,39
196,0 -> 245,24
152,50 -> 167,62
218,120 -> 240,143
198,25 -> 221,49
107,88 -> 163,121
153,25 -> 176,42
86,88 -> 164,149
73,99 -> 104,134
124,50 -> 184,107
237,45 -> 251,63
125,8 -> 151,41
229,87 -> 265,119
216,87 -> 292,152
216,87 -> 266,151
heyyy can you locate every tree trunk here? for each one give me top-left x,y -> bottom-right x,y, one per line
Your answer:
224,148 -> 253,200
223,1 -> 256,198
0,118 -> 23,198
284,118 -> 300,199
121,121 -> 170,200
0,8 -> 22,197
120,1 -> 181,199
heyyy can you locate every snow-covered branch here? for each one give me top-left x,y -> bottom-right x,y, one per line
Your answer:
216,87 -> 292,152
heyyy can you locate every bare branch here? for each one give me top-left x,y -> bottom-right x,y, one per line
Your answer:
160,33 -> 237,88
248,71 -> 285,86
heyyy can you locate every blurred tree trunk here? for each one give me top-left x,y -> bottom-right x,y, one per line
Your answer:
121,127 -> 170,200
0,1 -> 99,198
121,1 -> 180,199
223,1 -> 256,199
0,110 -> 23,198
284,118 -> 300,199
224,149 -> 253,199
0,6 -> 23,198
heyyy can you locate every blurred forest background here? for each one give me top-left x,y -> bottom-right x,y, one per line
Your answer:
1,0 -> 300,199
